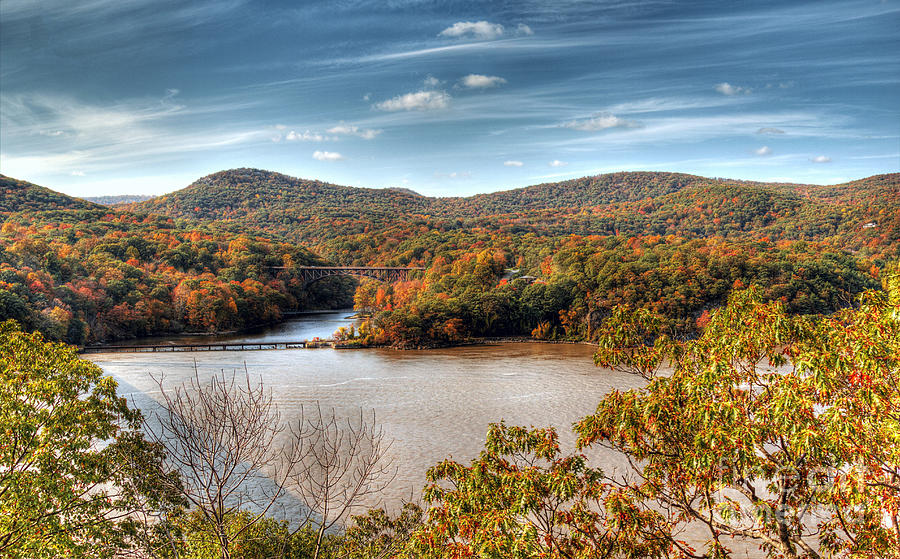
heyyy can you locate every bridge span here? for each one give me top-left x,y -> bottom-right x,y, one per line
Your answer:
273,265 -> 425,283
81,340 -> 335,354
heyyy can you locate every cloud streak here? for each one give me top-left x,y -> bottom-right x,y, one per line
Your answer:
715,82 -> 751,96
439,21 -> 505,40
326,124 -> 381,139
460,74 -> 507,89
563,112 -> 639,131
374,90 -> 450,111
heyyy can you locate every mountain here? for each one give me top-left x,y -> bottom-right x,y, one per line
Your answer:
0,175 -> 102,213
133,167 -> 430,220
133,169 -> 711,221
131,168 -> 900,262
82,194 -> 156,206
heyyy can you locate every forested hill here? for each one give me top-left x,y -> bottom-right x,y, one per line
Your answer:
133,168 -> 432,221
432,171 -> 711,214
1,175 -> 102,213
133,169 -> 714,220
2,170 -> 896,346
130,168 -> 900,261
83,194 -> 156,206
0,175 -> 355,344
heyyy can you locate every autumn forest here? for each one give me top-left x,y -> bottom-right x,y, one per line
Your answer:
1,168 -> 899,558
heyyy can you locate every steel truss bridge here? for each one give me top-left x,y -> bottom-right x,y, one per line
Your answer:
287,266 -> 425,284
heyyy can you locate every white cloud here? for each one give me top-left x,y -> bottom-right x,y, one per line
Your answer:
563,112 -> 639,131
39,130 -> 66,137
810,155 -> 832,163
503,160 -> 524,167
312,150 -> 344,161
374,90 -> 451,111
435,171 -> 471,179
423,76 -> 441,88
757,127 -> 785,135
755,145 -> 772,156
715,82 -> 750,95
460,74 -> 507,89
439,20 -> 505,40
326,123 -> 381,139
286,130 -> 328,142
70,170 -> 85,176
549,160 -> 568,167
516,23 -> 533,36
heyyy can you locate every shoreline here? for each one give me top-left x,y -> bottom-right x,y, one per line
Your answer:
80,308 -> 354,349
80,312 -> 598,353
337,336 -> 598,351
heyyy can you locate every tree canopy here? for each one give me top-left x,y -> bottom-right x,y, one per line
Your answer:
0,320 -> 176,558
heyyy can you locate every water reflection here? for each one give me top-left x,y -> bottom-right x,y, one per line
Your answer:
86,313 -> 645,508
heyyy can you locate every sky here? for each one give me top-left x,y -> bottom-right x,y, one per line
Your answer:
1,0 -> 898,197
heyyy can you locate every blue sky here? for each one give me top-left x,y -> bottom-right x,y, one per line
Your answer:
1,0 -> 898,197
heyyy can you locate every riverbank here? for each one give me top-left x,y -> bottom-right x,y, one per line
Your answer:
80,308 -> 356,350
337,335 -> 598,351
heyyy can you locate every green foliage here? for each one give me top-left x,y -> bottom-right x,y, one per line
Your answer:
411,421 -> 671,558
0,320 -> 176,558
145,509 -> 337,559
574,285 -> 900,558
339,503 -> 424,559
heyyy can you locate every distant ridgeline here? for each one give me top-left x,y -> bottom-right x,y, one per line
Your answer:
1,170 -> 897,346
82,194 -> 156,206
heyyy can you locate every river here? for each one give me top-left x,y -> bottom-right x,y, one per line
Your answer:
86,310 -> 645,508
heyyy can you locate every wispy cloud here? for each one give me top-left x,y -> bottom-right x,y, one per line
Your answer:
437,20 -> 534,41
549,160 -> 568,167
374,90 -> 450,111
439,21 -> 505,40
715,82 -> 751,96
503,160 -> 524,167
516,24 -> 534,36
459,74 -> 507,89
757,127 -> 785,135
435,171 -> 472,179
810,155 -> 832,163
326,123 -> 381,139
286,130 -> 330,142
313,150 -> 344,161
755,146 -> 772,156
562,112 -> 639,131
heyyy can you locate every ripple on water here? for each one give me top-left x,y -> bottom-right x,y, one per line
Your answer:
86,314 -> 645,509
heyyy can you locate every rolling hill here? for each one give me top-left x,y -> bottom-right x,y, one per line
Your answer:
1,175 -> 102,213
131,168 -> 900,262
